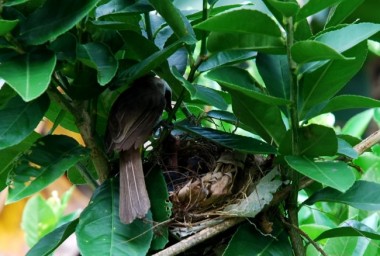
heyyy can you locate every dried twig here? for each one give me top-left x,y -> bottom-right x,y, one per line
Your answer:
354,129 -> 380,155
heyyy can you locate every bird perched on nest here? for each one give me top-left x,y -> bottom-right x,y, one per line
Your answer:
105,76 -> 172,224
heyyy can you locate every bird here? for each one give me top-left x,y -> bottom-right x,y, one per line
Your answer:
105,76 -> 172,224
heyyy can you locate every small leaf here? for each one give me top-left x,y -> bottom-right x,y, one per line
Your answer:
0,19 -> 19,36
315,220 -> 380,242
177,125 -> 277,154
95,0 -> 153,18
0,51 -> 56,101
266,0 -> 299,17
279,124 -> 338,157
198,50 -> 256,72
7,135 -> 88,203
303,181 -> 380,211
19,0 -> 100,45
291,41 -> 353,63
26,219 -> 79,256
325,0 -> 364,27
77,42 -> 118,85
285,156 -> 355,192
0,94 -> 49,150
337,138 -> 358,159
76,178 -> 153,255
224,223 -> 292,256
296,0 -> 344,21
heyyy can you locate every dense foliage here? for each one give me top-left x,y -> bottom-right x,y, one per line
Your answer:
2,0 -> 380,255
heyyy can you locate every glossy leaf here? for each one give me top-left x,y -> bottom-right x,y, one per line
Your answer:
148,0 -> 196,44
0,19 -> 19,36
224,223 -> 292,256
26,219 -> 79,256
337,138 -> 358,159
303,180 -> 380,211
95,0 -> 152,18
256,53 -> 291,100
296,0 -> 344,21
0,51 -> 56,101
315,220 -> 380,242
172,68 -> 228,110
76,178 -> 153,255
19,0 -> 100,45
285,156 -> 355,192
320,95 -> 380,114
206,66 -> 291,106
325,0 -> 365,27
77,42 -> 118,85
341,109 -> 373,138
146,167 -> 171,250
0,94 -> 49,150
291,41 -> 353,63
279,124 -> 338,157
300,42 -> 367,117
198,50 -> 256,72
7,135 -> 88,203
177,125 -> 277,154
265,0 -> 299,17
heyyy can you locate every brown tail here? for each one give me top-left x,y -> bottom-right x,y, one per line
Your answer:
119,149 -> 150,224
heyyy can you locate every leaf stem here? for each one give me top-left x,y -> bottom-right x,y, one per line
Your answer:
144,12 -> 153,40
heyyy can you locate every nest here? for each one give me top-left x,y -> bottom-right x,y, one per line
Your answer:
160,134 -> 277,238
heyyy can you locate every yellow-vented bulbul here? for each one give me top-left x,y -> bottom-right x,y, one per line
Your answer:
105,76 -> 172,224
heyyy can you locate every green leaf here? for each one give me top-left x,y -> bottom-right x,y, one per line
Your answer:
0,132 -> 40,191
206,66 -> 291,106
303,180 -> 380,211
285,156 -> 355,192
300,42 -> 367,116
0,51 -> 56,101
19,0 -> 100,45
337,138 -> 358,159
266,0 -> 299,17
21,194 -> 59,247
0,94 -> 49,150
256,53 -> 291,100
77,42 -> 118,86
315,220 -> 380,242
172,68 -> 228,110
325,0 -> 365,27
76,178 -> 153,255
3,0 -> 28,6
198,50 -> 256,72
207,31 -> 286,54
177,125 -> 277,154
296,0 -> 344,21
148,0 -> 196,44
26,219 -> 79,256
341,109 -> 373,138
320,95 -> 380,114
279,124 -> 338,157
146,167 -> 171,250
95,0 -> 153,18
7,135 -> 88,203
0,19 -> 19,36
291,41 -> 353,64
224,223 -> 292,256
195,9 -> 282,37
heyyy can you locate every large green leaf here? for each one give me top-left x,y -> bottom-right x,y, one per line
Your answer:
265,0 -> 299,17
300,42 -> 367,117
7,135 -> 88,203
279,124 -> 338,157
0,132 -> 40,191
314,220 -> 380,242
285,156 -> 355,192
325,0 -> 365,27
95,0 -> 152,18
177,125 -> 277,154
296,0 -> 344,21
0,51 -> 56,101
320,95 -> 380,114
76,178 -> 153,255
77,42 -> 118,86
148,0 -> 196,44
0,19 -> 19,36
198,50 -> 256,72
26,219 -> 79,256
19,0 -> 100,45
224,223 -> 292,255
256,53 -> 291,100
145,167 -> 171,250
291,41 -> 353,64
206,66 -> 291,106
303,180 -> 380,211
341,109 -> 373,138
0,94 -> 49,150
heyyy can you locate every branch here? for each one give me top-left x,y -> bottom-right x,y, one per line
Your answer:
354,129 -> 380,155
152,218 -> 244,256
